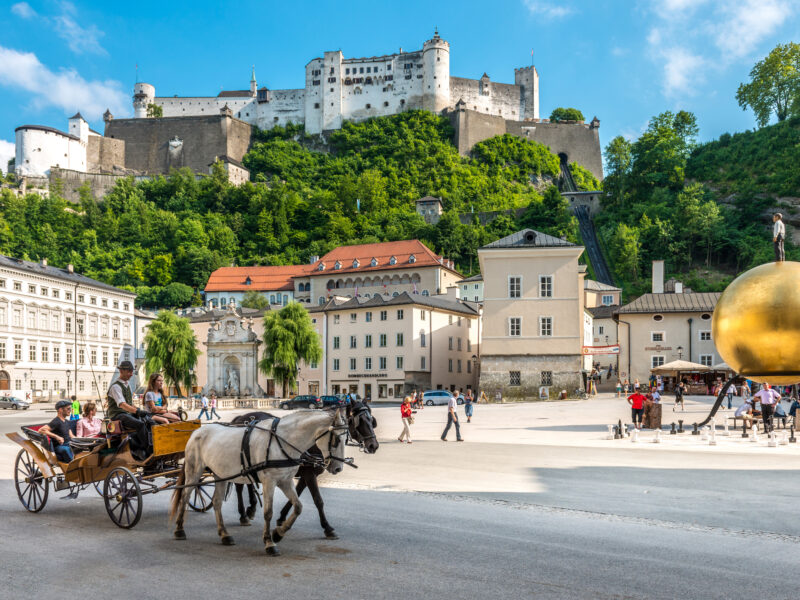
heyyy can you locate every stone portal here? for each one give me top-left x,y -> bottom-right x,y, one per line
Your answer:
204,307 -> 262,397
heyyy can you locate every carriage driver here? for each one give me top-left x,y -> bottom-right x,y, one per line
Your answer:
107,361 -> 151,461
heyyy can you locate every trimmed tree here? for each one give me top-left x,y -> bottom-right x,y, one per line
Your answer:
550,107 -> 585,122
259,302 -> 322,398
144,311 -> 200,397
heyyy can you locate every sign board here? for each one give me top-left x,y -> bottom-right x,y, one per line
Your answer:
581,345 -> 620,355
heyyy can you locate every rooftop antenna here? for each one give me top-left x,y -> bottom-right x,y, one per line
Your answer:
135,63 -> 139,83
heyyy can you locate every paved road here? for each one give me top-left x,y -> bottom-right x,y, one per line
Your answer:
2,399 -> 800,599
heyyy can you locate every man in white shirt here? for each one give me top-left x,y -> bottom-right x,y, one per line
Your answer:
754,384 -> 781,433
107,360 -> 151,460
440,394 -> 463,442
773,213 -> 785,262
735,399 -> 756,430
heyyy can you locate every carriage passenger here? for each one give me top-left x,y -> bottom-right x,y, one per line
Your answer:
143,373 -> 181,424
76,402 -> 103,437
40,400 -> 76,462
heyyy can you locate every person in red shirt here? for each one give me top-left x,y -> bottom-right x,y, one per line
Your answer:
398,396 -> 414,443
627,390 -> 647,429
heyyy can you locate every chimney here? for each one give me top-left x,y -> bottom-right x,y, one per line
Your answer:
675,282 -> 683,294
310,255 -> 320,264
445,286 -> 460,300
41,258 -> 47,267
652,260 -> 664,294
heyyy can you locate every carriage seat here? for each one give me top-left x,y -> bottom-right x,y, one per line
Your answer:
69,437 -> 107,452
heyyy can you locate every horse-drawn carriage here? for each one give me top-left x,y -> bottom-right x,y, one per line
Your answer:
8,419 -> 215,528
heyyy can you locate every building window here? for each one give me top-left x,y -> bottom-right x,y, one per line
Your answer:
420,331 -> 426,347
29,344 -> 36,361
350,313 -> 357,323
448,359 -> 453,372
90,296 -> 97,305
397,309 -> 404,320
509,317 -> 521,336
396,356 -> 404,369
90,350 -> 97,365
467,361 -> 472,374
349,335 -> 357,349
53,346 -> 60,362
366,311 -> 372,322
458,338 -> 462,351
349,358 -> 356,370
41,287 -> 48,296
102,351 -> 108,366
651,332 -> 665,343
113,300 -> 119,309
333,336 -> 340,349
380,310 -> 387,321
364,357 -> 372,370
77,319 -> 84,334
379,334 -> 387,347
457,359 -> 462,373
539,317 -> 553,337
365,334 -> 372,348
467,339 -> 472,351
598,326 -> 605,335
602,295 -> 614,306
41,346 -> 48,362
509,371 -> 521,386
651,356 -> 666,368
12,342 -> 22,361
509,276 -> 521,298
333,358 -> 340,371
79,380 -> 84,391
334,315 -> 340,324
78,349 -> 85,364
448,336 -> 453,350
0,342 -> 5,360
700,354 -> 713,367
699,331 -> 712,341
541,371 -> 553,386
28,285 -> 36,294
102,298 -> 108,307
539,275 -> 553,298
421,310 -> 426,321
396,333 -> 404,347
66,347 -> 72,363
379,356 -> 387,370
421,356 -> 426,369
13,281 -> 21,291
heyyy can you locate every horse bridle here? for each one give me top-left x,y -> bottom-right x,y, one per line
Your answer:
314,411 -> 353,468
346,403 -> 377,450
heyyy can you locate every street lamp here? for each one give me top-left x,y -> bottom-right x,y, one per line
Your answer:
677,346 -> 684,360
65,369 -> 71,398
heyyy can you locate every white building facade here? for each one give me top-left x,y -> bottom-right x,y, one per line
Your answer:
134,31 -> 539,135
0,256 -> 136,401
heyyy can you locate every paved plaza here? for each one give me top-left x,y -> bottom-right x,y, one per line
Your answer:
1,394 -> 799,599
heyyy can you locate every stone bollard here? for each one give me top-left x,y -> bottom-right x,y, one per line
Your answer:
741,421 -> 749,438
701,426 -> 709,441
607,424 -> 615,440
790,426 -> 797,443
768,432 -> 777,448
723,418 -> 730,436
653,429 -> 662,443
692,423 -> 700,435
780,431 -> 789,446
678,420 -> 684,433
670,422 -> 677,435
631,427 -> 639,443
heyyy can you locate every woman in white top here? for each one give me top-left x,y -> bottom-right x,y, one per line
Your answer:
144,373 -> 180,424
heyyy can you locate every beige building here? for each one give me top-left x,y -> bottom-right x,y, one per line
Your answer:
584,279 -> 621,308
615,261 -> 721,382
478,229 -> 586,399
583,279 -> 621,369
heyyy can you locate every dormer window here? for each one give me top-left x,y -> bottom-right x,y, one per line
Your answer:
389,256 -> 397,265
334,261 -> 342,270
409,254 -> 416,264
244,276 -> 252,285
318,263 -> 326,271
352,259 -> 360,268
370,258 -> 378,267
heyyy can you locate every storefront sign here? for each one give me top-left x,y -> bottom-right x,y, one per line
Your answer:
644,345 -> 672,351
581,345 -> 620,355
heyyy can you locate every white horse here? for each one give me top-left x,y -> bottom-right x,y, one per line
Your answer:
170,408 -> 348,555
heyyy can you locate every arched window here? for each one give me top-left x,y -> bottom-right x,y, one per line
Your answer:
270,295 -> 276,303
283,295 -> 288,304
221,298 -> 227,307
319,297 -> 325,305
422,290 -> 429,296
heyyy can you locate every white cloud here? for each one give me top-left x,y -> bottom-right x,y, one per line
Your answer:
0,140 -> 15,174
11,2 -> 36,18
713,0 -> 792,58
523,0 -> 575,19
662,47 -> 705,96
0,46 -> 128,120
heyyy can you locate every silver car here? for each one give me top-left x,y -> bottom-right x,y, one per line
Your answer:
422,390 -> 463,406
0,396 -> 30,410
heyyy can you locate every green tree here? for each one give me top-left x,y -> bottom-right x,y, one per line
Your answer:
550,107 -> 585,122
144,311 -> 200,397
158,282 -> 195,307
736,43 -> 800,127
259,302 -> 322,397
608,223 -> 640,281
146,103 -> 163,118
241,290 -> 270,309
603,135 -> 632,207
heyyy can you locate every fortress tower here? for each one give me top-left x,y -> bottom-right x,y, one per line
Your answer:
68,112 -> 89,144
514,66 -> 539,120
423,29 -> 450,113
133,82 -> 155,119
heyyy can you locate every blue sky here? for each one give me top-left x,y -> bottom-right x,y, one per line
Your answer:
1,0 -> 799,173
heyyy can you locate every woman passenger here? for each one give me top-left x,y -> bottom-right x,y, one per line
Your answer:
144,373 -> 181,424
76,402 -> 102,438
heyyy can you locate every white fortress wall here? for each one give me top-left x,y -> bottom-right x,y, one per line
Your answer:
256,89 -> 306,129
15,127 -> 86,177
450,77 -> 520,120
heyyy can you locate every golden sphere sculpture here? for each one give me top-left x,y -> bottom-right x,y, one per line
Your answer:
713,261 -> 800,385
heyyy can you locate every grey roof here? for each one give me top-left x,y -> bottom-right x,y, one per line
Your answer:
481,229 -> 578,249
316,291 -> 479,316
587,304 -> 619,319
416,195 -> 442,203
0,255 -> 135,296
70,112 -> 85,121
217,90 -> 251,97
459,274 -> 483,283
584,279 -> 620,292
15,124 -> 79,141
188,306 -> 269,323
617,292 -> 721,314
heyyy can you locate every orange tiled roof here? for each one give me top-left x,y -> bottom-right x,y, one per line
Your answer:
204,264 -> 313,292
309,240 -> 458,276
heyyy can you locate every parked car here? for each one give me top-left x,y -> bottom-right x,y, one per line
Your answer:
0,396 -> 30,410
320,394 -> 346,407
280,395 -> 322,410
422,390 -> 463,406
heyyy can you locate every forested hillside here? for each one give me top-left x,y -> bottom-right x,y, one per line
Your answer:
0,111 -> 593,307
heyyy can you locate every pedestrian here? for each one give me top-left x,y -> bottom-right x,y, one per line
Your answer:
673,381 -> 685,412
464,389 -> 474,423
70,395 -> 80,421
725,384 -> 736,410
650,387 -> 661,404
209,393 -> 222,420
754,383 -> 780,434
634,378 -> 640,392
441,392 -> 463,442
616,379 -> 623,398
773,213 -> 785,262
623,379 -> 630,394
627,388 -> 647,429
398,396 -> 413,443
197,393 -> 210,420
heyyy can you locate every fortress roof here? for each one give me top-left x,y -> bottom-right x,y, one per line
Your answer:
311,239 -> 459,277
15,125 -> 80,141
204,264 -> 314,293
217,90 -> 252,97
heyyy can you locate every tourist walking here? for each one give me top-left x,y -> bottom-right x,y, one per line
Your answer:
755,384 -> 780,434
773,213 -> 785,262
627,388 -> 647,429
674,381 -> 685,412
725,384 -> 736,410
441,393 -> 463,441
209,393 -> 222,419
398,396 -> 413,443
464,390 -> 474,423
197,393 -> 211,420
616,379 -> 623,397
70,395 -> 81,421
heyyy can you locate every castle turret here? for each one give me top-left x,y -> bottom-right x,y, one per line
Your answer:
68,112 -> 89,144
133,82 -> 155,118
250,66 -> 257,97
423,28 -> 450,113
514,66 -> 539,120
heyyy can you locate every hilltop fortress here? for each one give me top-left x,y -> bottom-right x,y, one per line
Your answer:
13,31 -> 602,199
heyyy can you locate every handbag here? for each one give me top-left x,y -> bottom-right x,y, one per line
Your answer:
407,415 -> 415,425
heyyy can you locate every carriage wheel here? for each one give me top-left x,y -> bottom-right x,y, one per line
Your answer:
187,481 -> 215,512
93,480 -> 104,496
104,467 -> 143,529
14,449 -> 49,512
